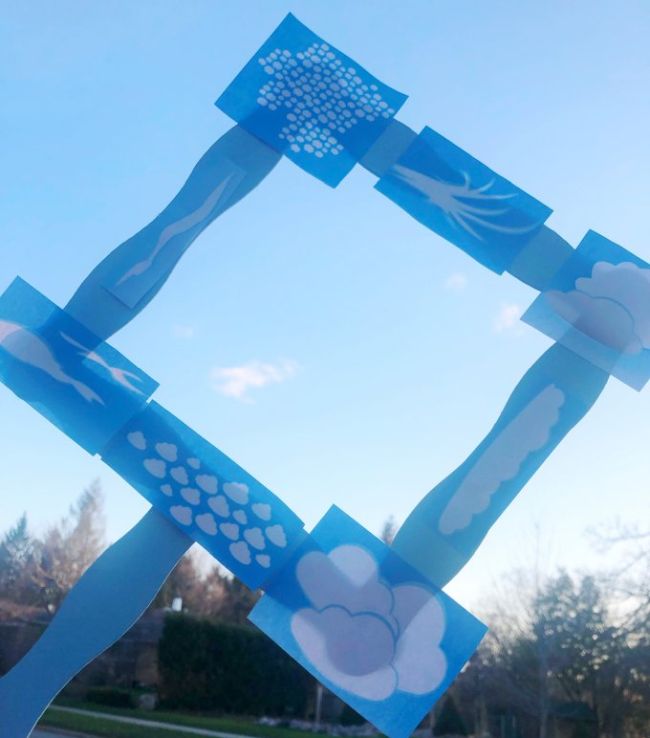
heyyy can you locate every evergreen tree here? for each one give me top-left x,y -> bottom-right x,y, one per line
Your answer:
0,514 -> 37,602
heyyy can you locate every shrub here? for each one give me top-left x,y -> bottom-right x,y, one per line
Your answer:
158,614 -> 314,716
85,686 -> 135,708
339,705 -> 366,726
434,695 -> 467,736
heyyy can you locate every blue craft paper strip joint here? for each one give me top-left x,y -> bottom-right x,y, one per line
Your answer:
216,13 -> 408,187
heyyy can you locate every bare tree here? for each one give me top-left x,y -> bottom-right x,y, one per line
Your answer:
152,554 -> 260,624
589,521 -> 649,642
38,480 -> 106,609
152,549 -> 205,612
380,516 -> 397,546
463,565 -> 650,738
210,572 -> 260,624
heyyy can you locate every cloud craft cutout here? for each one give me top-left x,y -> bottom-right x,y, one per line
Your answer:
547,261 -> 650,354
439,384 -> 565,535
291,544 -> 447,701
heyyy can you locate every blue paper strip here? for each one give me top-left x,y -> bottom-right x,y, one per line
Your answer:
523,230 -> 650,390
101,401 -> 305,589
507,226 -> 574,291
392,343 -> 608,586
65,126 -> 280,339
0,278 -> 157,453
216,14 -> 407,187
104,155 -> 245,309
375,127 -> 552,273
250,506 -> 486,738
0,508 -> 191,738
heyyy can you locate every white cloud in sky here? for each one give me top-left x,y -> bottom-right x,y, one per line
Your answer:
211,359 -> 299,401
171,324 -> 196,339
444,272 -> 468,291
493,303 -> 523,333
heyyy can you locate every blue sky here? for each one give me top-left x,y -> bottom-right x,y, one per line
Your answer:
1,0 -> 649,609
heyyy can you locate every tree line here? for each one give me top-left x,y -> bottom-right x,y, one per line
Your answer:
0,485 -> 648,737
0,482 -> 257,622
453,551 -> 650,738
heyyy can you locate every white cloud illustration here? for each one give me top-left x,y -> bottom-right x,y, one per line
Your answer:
391,585 -> 446,694
257,42 -> 397,160
296,546 -> 395,628
392,166 -> 538,241
292,607 -> 397,700
116,174 -> 238,287
546,261 -> 650,354
291,545 -> 446,701
0,321 -> 104,404
211,360 -> 299,401
439,384 -> 565,535
124,427 -> 286,575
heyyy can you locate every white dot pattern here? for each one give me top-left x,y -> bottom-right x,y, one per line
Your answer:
256,43 -> 396,159
126,430 -> 289,576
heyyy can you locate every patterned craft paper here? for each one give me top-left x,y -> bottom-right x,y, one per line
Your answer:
102,401 -> 305,589
523,230 -> 650,389
250,506 -> 486,738
216,13 -> 407,186
0,278 -> 158,453
376,127 -> 551,273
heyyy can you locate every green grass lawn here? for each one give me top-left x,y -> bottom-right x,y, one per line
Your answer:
39,708 -> 201,738
40,700 -> 329,738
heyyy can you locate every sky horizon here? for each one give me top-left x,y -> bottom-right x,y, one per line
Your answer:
2,0 -> 649,612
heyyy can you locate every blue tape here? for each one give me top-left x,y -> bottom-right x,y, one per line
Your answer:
507,226 -> 574,291
0,278 -> 157,454
523,230 -> 650,390
102,401 -> 305,589
216,14 -> 407,187
250,506 -> 486,738
359,119 -> 417,178
375,126 -> 552,273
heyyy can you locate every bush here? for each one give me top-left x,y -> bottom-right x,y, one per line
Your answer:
434,696 -> 467,736
158,614 -> 314,716
85,686 -> 135,708
339,705 -> 366,726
